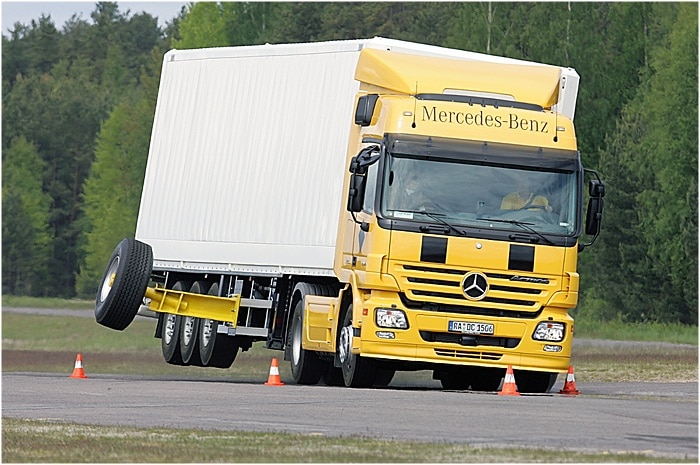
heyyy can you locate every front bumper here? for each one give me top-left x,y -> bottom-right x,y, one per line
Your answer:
356,293 -> 573,373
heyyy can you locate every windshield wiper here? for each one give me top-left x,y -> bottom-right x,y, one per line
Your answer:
477,217 -> 555,245
398,210 -> 466,236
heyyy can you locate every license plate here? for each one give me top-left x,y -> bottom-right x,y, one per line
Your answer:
448,320 -> 494,335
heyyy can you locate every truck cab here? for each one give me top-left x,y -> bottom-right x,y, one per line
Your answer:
333,48 -> 603,391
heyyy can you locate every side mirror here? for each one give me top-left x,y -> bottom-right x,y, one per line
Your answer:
584,179 -> 605,236
585,197 -> 604,236
347,172 -> 367,212
346,145 -> 380,213
589,179 -> 606,197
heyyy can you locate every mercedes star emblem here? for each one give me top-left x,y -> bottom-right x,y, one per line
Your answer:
461,272 -> 489,300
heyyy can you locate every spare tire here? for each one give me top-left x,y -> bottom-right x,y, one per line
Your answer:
95,238 -> 153,330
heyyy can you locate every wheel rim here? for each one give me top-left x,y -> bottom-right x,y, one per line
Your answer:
164,314 -> 176,344
201,319 -> 214,348
182,317 -> 195,345
99,257 -> 119,303
338,325 -> 352,365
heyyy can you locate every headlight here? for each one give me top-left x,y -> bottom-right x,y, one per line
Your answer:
375,308 -> 408,329
532,321 -> 565,342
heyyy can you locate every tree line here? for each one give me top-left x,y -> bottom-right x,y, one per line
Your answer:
2,2 -> 697,325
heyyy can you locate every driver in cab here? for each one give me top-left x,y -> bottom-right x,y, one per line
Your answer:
392,173 -> 435,212
500,176 -> 553,212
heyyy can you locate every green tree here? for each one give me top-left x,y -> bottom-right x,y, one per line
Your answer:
2,1 -> 165,297
174,2 -> 278,49
2,137 -> 52,295
270,3 -> 458,45
173,2 -> 229,48
633,3 -> 698,322
222,2 -> 278,45
77,48 -> 163,297
581,3 -> 698,324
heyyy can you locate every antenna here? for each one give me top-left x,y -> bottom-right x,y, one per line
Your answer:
412,81 -> 417,128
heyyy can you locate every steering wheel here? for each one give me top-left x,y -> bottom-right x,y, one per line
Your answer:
517,204 -> 548,211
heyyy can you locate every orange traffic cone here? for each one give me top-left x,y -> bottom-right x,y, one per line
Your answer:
264,357 -> 284,386
559,365 -> 581,395
69,353 -> 87,379
498,365 -> 520,396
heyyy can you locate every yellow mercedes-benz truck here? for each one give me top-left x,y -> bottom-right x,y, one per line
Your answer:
95,37 -> 605,392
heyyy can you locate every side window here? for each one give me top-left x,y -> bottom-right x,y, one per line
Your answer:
362,162 -> 378,213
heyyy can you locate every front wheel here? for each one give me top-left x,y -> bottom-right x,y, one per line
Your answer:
321,363 -> 344,386
95,238 -> 153,330
515,370 -> 558,393
470,367 -> 505,391
338,304 -> 376,388
437,368 -> 472,390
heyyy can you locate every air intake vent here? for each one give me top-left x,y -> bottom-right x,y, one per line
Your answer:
434,349 -> 503,360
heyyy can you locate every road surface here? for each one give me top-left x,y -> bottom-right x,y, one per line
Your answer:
2,372 -> 696,460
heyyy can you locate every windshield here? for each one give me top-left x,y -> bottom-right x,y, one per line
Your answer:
380,139 -> 580,237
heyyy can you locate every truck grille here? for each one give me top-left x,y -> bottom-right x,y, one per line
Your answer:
397,263 -> 553,319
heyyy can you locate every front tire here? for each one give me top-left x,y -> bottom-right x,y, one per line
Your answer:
438,367 -> 473,390
321,363 -> 344,386
373,367 -> 396,387
338,304 -> 376,388
95,238 -> 153,330
515,370 -> 558,393
470,367 -> 505,391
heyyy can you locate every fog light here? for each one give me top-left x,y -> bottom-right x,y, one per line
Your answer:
376,331 -> 395,339
376,308 -> 408,329
533,321 -> 565,342
543,344 -> 563,352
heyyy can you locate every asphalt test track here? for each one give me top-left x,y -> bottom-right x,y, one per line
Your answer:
2,371 -> 697,460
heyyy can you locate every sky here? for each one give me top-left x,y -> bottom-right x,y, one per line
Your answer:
1,1 -> 188,34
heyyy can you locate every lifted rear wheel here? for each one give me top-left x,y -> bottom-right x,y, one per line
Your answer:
95,238 -> 153,331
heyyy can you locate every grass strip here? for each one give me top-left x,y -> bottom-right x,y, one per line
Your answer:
2,295 -> 94,310
574,318 -> 697,345
2,418 -> 692,463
